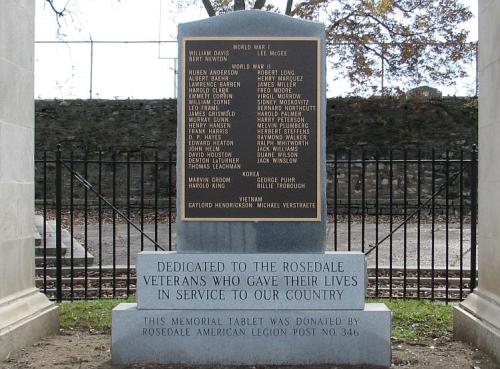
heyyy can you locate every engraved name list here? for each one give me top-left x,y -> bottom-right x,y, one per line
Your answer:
182,38 -> 320,220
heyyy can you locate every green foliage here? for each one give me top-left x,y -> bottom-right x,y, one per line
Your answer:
59,298 -> 453,342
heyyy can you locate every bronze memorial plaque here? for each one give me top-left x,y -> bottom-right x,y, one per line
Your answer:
181,37 -> 320,221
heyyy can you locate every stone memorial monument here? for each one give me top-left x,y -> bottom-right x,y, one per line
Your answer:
112,10 -> 391,367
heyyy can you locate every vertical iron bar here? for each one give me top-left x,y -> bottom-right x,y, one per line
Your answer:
98,151 -> 102,298
460,150 -> 464,299
141,149 -> 145,251
389,149 -> 393,298
347,149 -> 351,251
417,149 -> 421,298
375,156 -> 379,297
470,145 -> 478,291
112,152 -> 117,298
126,152 -> 131,297
403,150 -> 407,298
84,151 -> 88,299
431,149 -> 436,300
70,151 -> 74,301
55,145 -> 63,302
168,151 -> 173,251
445,150 -> 450,302
333,149 -> 338,251
361,151 -> 366,253
89,39 -> 94,100
43,150 -> 47,294
155,151 -> 159,251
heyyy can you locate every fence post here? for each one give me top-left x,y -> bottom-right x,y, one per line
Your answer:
470,145 -> 478,291
89,38 -> 94,100
168,150 -> 173,251
55,145 -> 63,302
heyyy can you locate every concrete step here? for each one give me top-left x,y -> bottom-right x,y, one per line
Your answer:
35,215 -> 94,266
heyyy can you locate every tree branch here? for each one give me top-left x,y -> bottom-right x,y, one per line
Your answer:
234,0 -> 245,11
285,0 -> 293,15
329,11 -> 356,30
46,0 -> 65,16
254,0 -> 266,10
45,0 -> 68,36
392,0 -> 426,14
201,0 -> 216,17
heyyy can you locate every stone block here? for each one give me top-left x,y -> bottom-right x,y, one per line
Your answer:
112,302 -> 391,367
137,251 -> 366,310
478,62 -> 500,128
176,10 -> 327,253
0,122 -> 34,183
0,182 -> 34,243
454,289 -> 500,364
0,237 -> 34,299
0,0 -> 34,71
478,2 -> 500,70
0,288 -> 58,360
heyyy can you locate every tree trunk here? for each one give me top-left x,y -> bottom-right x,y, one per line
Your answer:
254,0 -> 266,9
234,0 -> 246,11
201,0 -> 216,16
285,0 -> 293,15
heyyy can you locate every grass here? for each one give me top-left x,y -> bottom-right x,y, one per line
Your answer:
372,298 -> 454,342
59,298 -> 134,332
59,298 -> 453,343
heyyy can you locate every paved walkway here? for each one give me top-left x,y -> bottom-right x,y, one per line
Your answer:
73,222 -> 474,269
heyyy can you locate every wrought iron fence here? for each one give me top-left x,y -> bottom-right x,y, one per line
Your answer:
34,146 -> 477,302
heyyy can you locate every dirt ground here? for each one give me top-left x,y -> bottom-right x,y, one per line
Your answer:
1,330 -> 499,369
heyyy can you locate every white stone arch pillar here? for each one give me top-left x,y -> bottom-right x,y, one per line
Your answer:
0,0 -> 59,359
454,0 -> 500,363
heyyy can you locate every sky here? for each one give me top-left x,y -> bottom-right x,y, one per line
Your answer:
34,0 -> 479,99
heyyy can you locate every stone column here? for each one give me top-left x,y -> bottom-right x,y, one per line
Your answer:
454,0 -> 500,362
0,0 -> 59,360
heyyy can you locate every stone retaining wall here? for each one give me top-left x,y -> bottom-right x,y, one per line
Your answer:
35,97 -> 477,214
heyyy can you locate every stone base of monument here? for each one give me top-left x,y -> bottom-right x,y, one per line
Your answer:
112,303 -> 391,367
454,290 -> 500,363
0,288 -> 59,359
112,251 -> 391,367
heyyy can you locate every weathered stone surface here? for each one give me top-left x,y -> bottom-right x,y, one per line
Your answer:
453,0 -> 500,362
34,97 -> 477,160
112,302 -> 391,367
34,97 -> 476,218
0,289 -> 59,360
0,0 -> 58,359
137,251 -> 366,310
454,290 -> 500,363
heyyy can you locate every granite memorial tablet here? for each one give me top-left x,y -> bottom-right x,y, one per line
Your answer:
182,38 -> 320,221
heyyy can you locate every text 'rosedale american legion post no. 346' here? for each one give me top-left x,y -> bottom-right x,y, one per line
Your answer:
111,10 -> 392,367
